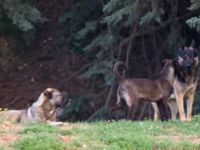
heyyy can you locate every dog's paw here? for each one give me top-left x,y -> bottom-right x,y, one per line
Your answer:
47,121 -> 64,126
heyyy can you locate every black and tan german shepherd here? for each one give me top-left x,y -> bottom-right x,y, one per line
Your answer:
153,43 -> 199,121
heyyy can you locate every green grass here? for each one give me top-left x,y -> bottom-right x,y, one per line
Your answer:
1,116 -> 200,149
15,135 -> 66,150
64,119 -> 200,150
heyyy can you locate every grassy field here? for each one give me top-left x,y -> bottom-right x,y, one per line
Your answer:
1,116 -> 200,150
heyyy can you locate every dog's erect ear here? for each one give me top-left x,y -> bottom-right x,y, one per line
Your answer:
44,90 -> 53,99
190,40 -> 196,48
178,56 -> 183,64
194,57 -> 199,66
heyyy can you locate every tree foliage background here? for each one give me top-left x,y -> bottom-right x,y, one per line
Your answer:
1,0 -> 200,121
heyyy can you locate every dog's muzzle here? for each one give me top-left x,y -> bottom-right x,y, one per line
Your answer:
56,101 -> 64,107
50,93 -> 63,107
181,59 -> 194,73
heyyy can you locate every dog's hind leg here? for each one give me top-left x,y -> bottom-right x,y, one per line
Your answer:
163,99 -> 170,120
186,92 -> 195,121
108,102 -> 122,119
127,104 -> 137,120
127,99 -> 138,120
6,110 -> 22,123
108,90 -> 124,120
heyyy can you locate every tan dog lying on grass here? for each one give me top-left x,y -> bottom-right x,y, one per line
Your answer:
0,88 -> 64,125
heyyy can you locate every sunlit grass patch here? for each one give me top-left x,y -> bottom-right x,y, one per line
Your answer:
1,116 -> 200,149
62,120 -> 162,149
14,135 -> 66,150
62,119 -> 200,149
19,123 -> 61,134
0,145 -> 6,150
154,140 -> 200,150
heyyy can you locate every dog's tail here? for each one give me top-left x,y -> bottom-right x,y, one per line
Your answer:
113,61 -> 127,82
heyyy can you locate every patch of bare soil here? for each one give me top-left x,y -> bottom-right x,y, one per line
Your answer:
0,134 -> 20,144
58,135 -> 74,143
0,122 -> 21,146
0,121 -> 22,131
0,121 -> 75,146
157,135 -> 200,144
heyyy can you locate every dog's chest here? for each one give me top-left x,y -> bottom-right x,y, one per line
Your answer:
173,78 -> 197,95
44,102 -> 54,110
41,101 -> 56,118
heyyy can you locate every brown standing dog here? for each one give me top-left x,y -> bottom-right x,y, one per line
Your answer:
110,59 -> 176,120
1,88 -> 63,124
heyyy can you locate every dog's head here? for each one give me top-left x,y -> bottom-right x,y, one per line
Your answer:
43,88 -> 63,107
177,44 -> 198,74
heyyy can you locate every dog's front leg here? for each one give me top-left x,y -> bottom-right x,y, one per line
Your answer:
47,120 -> 64,126
167,99 -> 178,120
156,100 -> 168,121
52,112 -> 56,121
151,102 -> 160,121
186,92 -> 195,121
175,93 -> 186,121
162,99 -> 169,121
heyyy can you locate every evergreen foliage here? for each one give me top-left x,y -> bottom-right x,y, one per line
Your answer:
61,0 -> 200,85
59,0 -> 200,116
0,0 -> 45,32
187,0 -> 200,32
187,16 -> 200,32
0,0 -> 45,47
